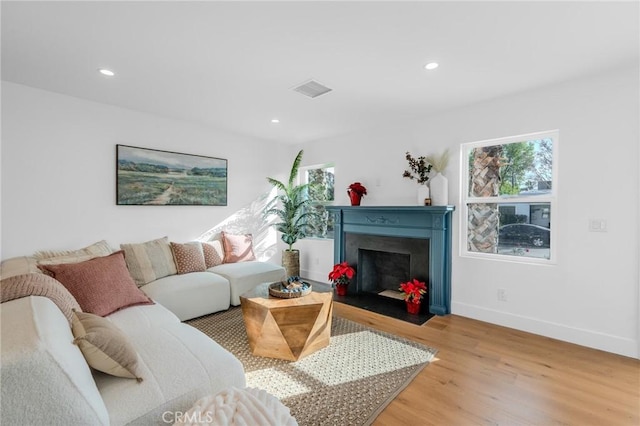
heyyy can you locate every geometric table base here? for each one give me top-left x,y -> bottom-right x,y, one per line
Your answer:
240,289 -> 333,361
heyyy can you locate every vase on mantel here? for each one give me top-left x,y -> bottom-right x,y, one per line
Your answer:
417,185 -> 430,206
430,172 -> 448,206
348,191 -> 362,206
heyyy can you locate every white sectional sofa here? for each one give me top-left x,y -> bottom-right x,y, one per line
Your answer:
1,235 -> 287,321
1,295 -> 246,425
0,236 -> 287,425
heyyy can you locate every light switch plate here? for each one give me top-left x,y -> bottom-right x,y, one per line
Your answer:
589,218 -> 607,232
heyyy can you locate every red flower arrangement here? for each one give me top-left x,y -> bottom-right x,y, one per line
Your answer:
399,278 -> 427,302
328,261 -> 355,285
347,182 -> 367,197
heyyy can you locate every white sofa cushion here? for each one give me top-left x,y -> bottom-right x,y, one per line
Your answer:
96,318 -> 246,425
106,299 -> 181,330
1,296 -> 109,426
141,272 -> 231,321
208,261 -> 286,306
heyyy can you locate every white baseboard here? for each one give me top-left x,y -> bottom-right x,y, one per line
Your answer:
451,301 -> 638,359
299,268 -> 330,285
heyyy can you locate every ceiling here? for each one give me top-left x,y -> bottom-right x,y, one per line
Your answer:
2,1 -> 638,145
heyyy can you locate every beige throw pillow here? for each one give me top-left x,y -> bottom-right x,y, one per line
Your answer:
33,240 -> 113,261
120,237 -> 177,287
72,310 -> 143,381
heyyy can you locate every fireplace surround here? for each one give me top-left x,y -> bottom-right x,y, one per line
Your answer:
326,205 -> 454,315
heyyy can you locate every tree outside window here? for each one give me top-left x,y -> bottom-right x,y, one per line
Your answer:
300,164 -> 335,239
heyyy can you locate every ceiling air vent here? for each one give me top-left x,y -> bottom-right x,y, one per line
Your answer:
292,79 -> 332,99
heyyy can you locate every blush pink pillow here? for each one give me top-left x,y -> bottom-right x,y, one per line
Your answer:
221,232 -> 256,263
39,250 -> 154,316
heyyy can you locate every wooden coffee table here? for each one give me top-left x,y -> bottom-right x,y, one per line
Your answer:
240,282 -> 333,361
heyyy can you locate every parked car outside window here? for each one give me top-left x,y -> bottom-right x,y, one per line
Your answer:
498,223 -> 550,248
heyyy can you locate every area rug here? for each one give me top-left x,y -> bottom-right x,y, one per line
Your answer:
187,307 -> 437,426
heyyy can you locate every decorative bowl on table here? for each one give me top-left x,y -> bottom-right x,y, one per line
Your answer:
269,276 -> 312,298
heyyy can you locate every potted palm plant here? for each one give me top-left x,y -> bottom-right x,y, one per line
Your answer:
266,150 -> 316,277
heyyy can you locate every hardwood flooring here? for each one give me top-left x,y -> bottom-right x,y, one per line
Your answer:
333,302 -> 640,426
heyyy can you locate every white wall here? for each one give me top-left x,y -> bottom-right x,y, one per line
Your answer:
1,82 -> 289,260
296,65 -> 640,358
3,66 -> 638,358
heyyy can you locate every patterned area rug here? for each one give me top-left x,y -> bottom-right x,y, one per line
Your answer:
187,307 -> 437,426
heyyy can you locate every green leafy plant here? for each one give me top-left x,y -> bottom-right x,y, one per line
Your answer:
403,152 -> 432,185
266,150 -> 317,251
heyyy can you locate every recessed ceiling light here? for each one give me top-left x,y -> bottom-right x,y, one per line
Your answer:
271,119 -> 280,124
98,68 -> 115,77
425,62 -> 439,70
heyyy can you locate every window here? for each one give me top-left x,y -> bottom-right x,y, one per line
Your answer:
300,163 -> 335,239
461,130 -> 557,262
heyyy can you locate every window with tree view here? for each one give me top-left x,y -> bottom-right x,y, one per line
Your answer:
462,131 -> 557,262
301,164 -> 335,239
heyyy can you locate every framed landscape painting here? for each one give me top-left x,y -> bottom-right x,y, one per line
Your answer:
116,145 -> 227,206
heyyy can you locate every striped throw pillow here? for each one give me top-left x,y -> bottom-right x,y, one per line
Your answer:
120,237 -> 177,287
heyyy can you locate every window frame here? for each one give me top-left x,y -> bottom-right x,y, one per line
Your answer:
299,162 -> 335,240
460,130 -> 559,264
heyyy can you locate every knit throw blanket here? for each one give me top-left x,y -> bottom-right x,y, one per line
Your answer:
1,273 -> 81,324
175,387 -> 297,426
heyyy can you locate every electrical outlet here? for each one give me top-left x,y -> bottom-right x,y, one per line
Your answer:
497,289 -> 508,302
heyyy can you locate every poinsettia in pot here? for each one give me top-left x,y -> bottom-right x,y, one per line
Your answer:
399,278 -> 427,314
328,261 -> 355,296
347,182 -> 367,206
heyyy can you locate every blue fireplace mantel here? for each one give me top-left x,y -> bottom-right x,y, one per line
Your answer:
326,205 -> 455,315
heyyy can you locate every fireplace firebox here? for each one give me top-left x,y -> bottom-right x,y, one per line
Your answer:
327,205 -> 454,315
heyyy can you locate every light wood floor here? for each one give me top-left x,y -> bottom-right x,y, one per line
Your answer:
334,302 -> 640,426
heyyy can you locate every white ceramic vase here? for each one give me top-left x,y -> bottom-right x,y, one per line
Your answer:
417,185 -> 430,206
430,172 -> 448,206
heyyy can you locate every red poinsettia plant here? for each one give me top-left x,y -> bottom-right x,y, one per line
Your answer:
399,278 -> 427,302
328,261 -> 355,286
347,182 -> 367,197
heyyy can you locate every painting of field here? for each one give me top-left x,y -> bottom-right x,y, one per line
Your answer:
117,145 -> 227,206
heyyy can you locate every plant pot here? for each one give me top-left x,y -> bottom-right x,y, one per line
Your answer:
348,191 -> 362,206
282,249 -> 300,278
406,300 -> 421,315
335,283 -> 348,296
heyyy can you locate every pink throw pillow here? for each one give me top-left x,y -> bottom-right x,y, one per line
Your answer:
202,241 -> 224,268
39,251 -> 154,316
221,232 -> 256,263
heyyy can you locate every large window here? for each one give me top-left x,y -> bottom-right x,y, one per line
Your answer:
300,163 -> 335,239
461,130 -> 558,262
